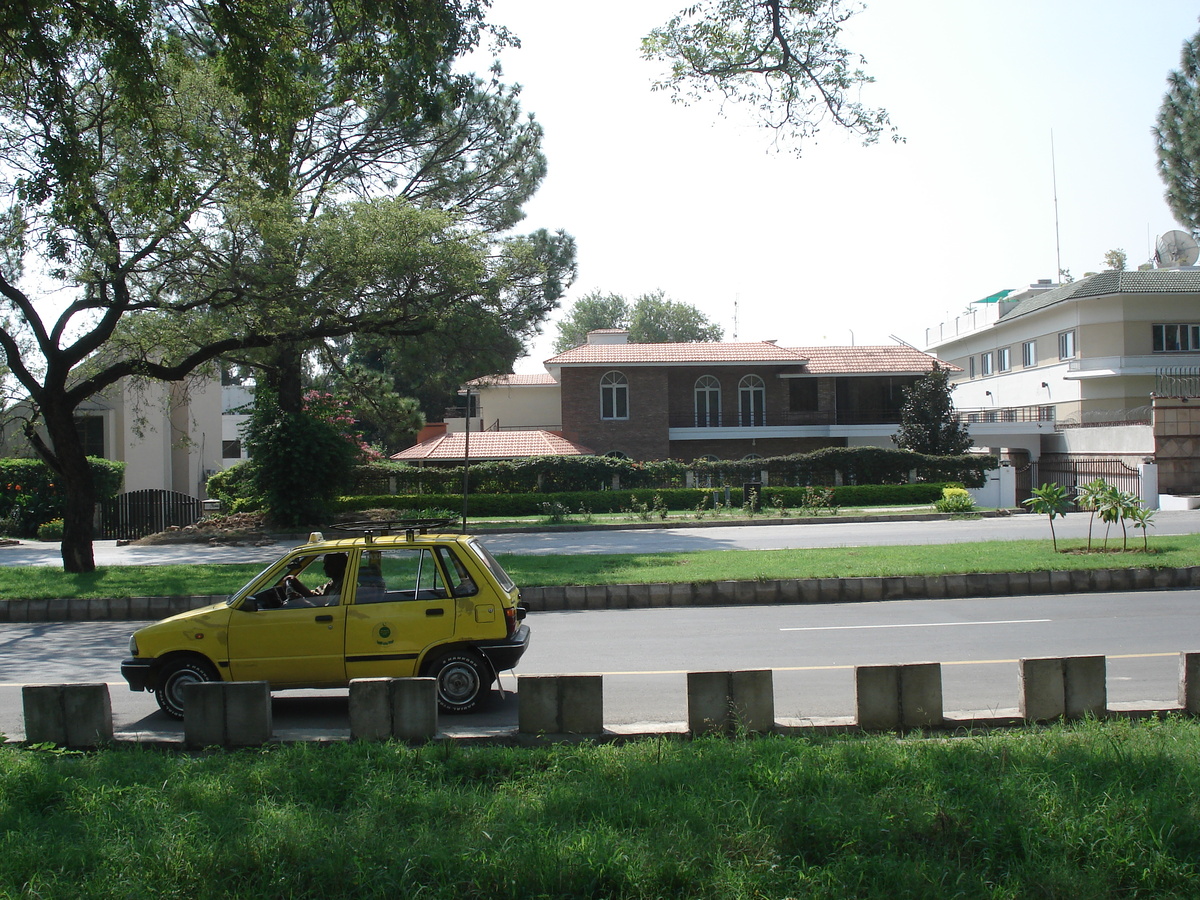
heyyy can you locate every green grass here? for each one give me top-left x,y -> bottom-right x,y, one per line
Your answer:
2,718 -> 1200,898
0,534 -> 1197,600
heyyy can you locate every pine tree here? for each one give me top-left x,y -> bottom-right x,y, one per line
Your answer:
1156,27 -> 1200,232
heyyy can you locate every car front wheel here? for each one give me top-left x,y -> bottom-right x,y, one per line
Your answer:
155,657 -> 218,719
428,652 -> 491,713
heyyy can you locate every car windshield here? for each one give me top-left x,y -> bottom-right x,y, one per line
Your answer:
224,560 -> 286,605
466,539 -> 515,592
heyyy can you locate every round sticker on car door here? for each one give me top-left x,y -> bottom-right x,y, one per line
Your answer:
375,623 -> 395,646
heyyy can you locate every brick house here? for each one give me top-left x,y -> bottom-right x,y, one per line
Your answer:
429,331 -> 953,463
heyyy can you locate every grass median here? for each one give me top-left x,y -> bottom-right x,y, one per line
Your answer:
0,533 -> 1196,601
2,718 -> 1200,898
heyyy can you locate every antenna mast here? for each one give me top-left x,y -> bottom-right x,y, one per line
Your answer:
733,295 -> 738,340
1052,130 -> 1062,282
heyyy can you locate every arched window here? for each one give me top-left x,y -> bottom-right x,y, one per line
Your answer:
694,375 -> 721,427
600,371 -> 628,420
604,450 -> 628,459
742,453 -> 762,460
739,375 -> 765,426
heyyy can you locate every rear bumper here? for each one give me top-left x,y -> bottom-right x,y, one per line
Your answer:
474,624 -> 530,672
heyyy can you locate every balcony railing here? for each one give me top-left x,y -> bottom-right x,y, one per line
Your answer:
953,405 -> 1055,425
668,409 -> 906,429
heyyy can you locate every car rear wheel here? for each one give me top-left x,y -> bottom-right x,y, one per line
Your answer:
428,651 -> 491,713
155,657 -> 218,719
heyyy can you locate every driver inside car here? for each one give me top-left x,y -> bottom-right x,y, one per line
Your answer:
282,552 -> 348,607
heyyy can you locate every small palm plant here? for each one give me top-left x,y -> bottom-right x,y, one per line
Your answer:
1023,482 -> 1071,552
1075,478 -> 1110,552
1128,503 -> 1157,552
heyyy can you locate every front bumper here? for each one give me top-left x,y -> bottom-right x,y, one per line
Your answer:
120,658 -> 158,692
474,623 -> 531,672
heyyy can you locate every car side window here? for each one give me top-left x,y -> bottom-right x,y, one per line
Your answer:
356,548 -> 447,604
435,546 -> 478,597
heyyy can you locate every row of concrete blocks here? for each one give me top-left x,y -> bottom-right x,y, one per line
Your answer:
7,565 -> 1200,624
22,653 -> 1200,749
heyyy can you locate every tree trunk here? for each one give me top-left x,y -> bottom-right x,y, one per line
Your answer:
32,402 -> 98,573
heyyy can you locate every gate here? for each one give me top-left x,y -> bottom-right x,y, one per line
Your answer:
100,489 -> 203,540
1015,456 -> 1141,511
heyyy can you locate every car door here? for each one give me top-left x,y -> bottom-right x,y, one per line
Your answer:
344,546 -> 456,680
226,552 -> 349,687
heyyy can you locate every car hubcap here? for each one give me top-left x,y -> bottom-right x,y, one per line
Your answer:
440,663 -> 479,704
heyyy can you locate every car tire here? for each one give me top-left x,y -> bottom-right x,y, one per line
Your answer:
428,651 -> 492,713
155,657 -> 218,720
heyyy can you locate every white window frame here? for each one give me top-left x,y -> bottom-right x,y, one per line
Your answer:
981,352 -> 993,376
1022,340 -> 1037,368
997,347 -> 1011,372
738,374 -> 766,426
600,371 -> 628,420
694,375 -> 721,427
1058,330 -> 1076,360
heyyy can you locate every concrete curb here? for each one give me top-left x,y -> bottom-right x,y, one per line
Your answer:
4,566 -> 1200,623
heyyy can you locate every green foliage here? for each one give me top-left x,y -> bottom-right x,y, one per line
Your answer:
642,0 -> 900,153
204,462 -> 264,513
4,722 -> 1200,896
241,388 -> 360,528
1156,24 -> 1200,232
0,458 -> 124,536
1024,482 -> 1071,551
892,362 -> 973,456
552,289 -> 722,352
935,486 -> 976,513
36,518 -> 64,541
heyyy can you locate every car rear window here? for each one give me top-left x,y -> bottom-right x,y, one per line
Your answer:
466,539 -> 515,593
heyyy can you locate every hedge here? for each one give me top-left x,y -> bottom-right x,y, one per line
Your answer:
348,448 -> 995,496
332,483 -> 955,518
0,457 -> 125,536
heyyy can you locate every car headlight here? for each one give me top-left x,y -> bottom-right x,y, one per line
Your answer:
128,634 -> 139,656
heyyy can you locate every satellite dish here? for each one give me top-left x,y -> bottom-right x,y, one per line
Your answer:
1156,230 -> 1200,267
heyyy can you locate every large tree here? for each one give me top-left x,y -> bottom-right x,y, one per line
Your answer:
642,0 -> 899,152
553,290 -> 724,353
0,1 -> 573,570
1156,25 -> 1200,233
891,363 -> 972,456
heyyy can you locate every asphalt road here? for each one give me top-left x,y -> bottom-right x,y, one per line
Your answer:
3,509 -> 1200,567
1,588 -> 1195,741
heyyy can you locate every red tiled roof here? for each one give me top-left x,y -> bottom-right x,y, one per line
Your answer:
544,341 -> 956,374
783,346 -> 960,375
464,373 -> 558,387
391,430 -> 593,461
546,341 -> 808,365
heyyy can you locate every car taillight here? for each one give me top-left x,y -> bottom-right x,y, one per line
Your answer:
504,606 -> 517,637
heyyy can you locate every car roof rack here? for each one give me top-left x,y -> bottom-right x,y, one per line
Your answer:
330,518 -> 459,542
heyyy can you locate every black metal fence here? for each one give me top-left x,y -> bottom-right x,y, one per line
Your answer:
1014,456 -> 1142,510
100,489 -> 203,540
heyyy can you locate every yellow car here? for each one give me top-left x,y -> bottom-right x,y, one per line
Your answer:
121,524 -> 530,718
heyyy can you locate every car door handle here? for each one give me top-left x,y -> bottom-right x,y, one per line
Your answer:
426,609 -> 444,617
315,615 -> 334,623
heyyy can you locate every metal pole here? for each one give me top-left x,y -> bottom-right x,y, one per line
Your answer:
461,388 -> 471,532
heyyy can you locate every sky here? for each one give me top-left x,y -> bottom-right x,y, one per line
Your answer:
460,1 -> 1200,372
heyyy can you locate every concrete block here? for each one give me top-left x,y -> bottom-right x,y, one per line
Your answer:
518,674 -> 603,735
1179,653 -> 1200,713
348,677 -> 438,742
183,680 -> 271,749
669,582 -> 694,606
882,577 -> 906,600
1020,657 -> 1065,721
563,586 -> 587,610
943,574 -> 967,598
856,663 -> 943,730
899,663 -> 944,728
23,683 -> 114,747
687,670 -> 774,735
608,585 -> 630,609
855,665 -> 901,730
648,583 -> 672,607
584,585 -> 609,609
1064,655 -> 1106,717
858,577 -> 884,602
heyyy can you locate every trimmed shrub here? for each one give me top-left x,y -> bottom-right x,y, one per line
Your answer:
0,458 -> 125,536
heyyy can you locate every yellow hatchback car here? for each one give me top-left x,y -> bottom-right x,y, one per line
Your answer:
121,524 -> 530,718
